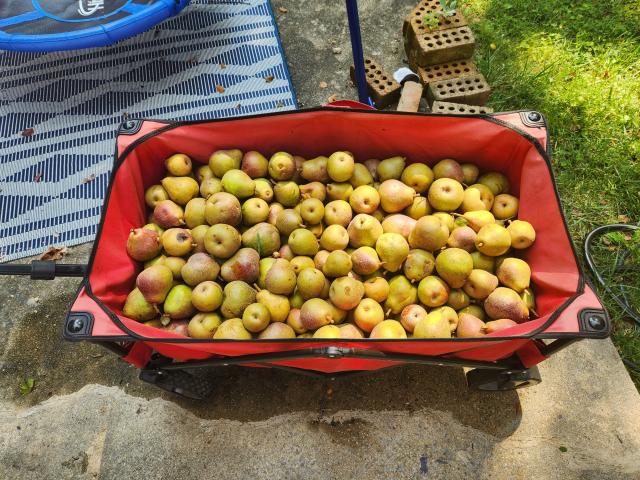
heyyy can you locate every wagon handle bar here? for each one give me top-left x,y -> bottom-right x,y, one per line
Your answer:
0,261 -> 87,279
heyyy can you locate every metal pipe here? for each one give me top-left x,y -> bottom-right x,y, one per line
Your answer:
345,0 -> 373,106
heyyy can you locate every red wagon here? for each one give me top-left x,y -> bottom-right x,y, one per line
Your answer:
1,106 -> 610,398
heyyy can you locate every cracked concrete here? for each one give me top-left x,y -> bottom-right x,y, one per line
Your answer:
1,1 -> 640,478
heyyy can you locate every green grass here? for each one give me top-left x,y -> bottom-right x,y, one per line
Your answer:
463,0 -> 640,384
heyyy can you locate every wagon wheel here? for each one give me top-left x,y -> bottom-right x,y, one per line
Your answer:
466,366 -> 541,391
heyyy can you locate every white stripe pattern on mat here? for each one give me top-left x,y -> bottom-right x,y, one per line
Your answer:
0,0 -> 296,262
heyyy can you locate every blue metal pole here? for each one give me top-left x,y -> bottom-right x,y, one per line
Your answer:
345,0 -> 373,106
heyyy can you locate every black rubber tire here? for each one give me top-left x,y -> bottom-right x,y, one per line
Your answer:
466,366 -> 541,391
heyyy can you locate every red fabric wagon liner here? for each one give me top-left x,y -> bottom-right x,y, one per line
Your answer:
68,107 -> 608,372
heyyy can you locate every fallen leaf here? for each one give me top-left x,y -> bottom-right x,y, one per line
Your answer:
235,104 -> 242,109
602,69 -> 610,78
332,47 -> 342,54
602,237 -> 612,246
81,173 -> 96,184
216,85 -> 225,94
22,128 -> 34,137
623,233 -> 632,241
276,101 -> 285,108
319,81 -> 328,89
39,246 -> 68,261
33,173 -> 42,183
19,378 -> 34,395
187,56 -> 198,64
606,246 -> 616,251
278,6 -> 288,13
327,94 -> 338,103
219,63 -> 226,69
264,75 -> 274,83
618,214 -> 630,223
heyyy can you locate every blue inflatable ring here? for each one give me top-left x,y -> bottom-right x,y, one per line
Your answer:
0,0 -> 190,52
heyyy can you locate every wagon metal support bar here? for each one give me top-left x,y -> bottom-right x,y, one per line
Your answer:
154,346 -> 515,372
345,0 -> 373,106
0,261 -> 87,279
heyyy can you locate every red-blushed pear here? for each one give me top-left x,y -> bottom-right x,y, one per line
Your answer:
241,150 -> 268,178
381,214 -> 416,239
378,179 -> 416,213
153,200 -> 185,228
338,323 -> 364,339
400,304 -> 428,333
286,308 -> 307,334
460,163 -> 479,184
136,264 -> 173,304
447,225 -> 477,252
483,318 -> 518,334
484,287 -> 529,323
456,313 -> 486,338
300,298 -> 334,330
127,228 -> 161,261
432,158 -> 464,182
205,192 -> 242,226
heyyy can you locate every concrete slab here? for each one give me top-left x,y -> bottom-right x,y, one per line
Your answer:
1,1 -> 640,479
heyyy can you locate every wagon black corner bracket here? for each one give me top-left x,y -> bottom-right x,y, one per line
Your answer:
118,119 -> 144,135
520,111 -> 546,129
63,312 -> 94,341
578,308 -> 611,338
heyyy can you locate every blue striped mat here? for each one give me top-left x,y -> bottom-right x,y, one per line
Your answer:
0,0 -> 296,262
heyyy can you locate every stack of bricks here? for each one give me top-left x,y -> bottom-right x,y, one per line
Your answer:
403,0 -> 493,113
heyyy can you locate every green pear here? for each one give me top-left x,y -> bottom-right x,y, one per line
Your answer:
326,182 -> 354,201
242,222 -> 281,257
241,198 -> 270,225
475,224 -> 511,256
461,163 -> 479,184
209,149 -> 242,178
273,181 -> 300,207
376,156 -> 405,181
384,275 -> 417,315
327,151 -> 355,182
123,288 -> 157,321
427,178 -> 464,211
403,249 -> 435,282
181,252 -> 220,286
221,169 -> 255,199
288,228 -> 319,256
297,267 -> 327,299
213,318 -> 252,339
188,312 -> 222,339
347,214 -> 384,247
322,251 -> 352,278
145,184 -> 169,208
349,163 -> 374,187
478,172 -> 510,195
242,303 -> 271,332
401,163 -> 434,193
163,285 -> 195,319
435,248 -> 473,288
253,178 -> 274,202
204,224 -> 241,259
256,289 -> 291,323
191,281 -> 223,312
320,224 -> 349,251
376,232 -> 409,272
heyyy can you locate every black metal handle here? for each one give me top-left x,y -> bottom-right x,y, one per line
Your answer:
0,261 -> 87,279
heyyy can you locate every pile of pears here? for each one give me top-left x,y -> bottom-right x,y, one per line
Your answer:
123,149 -> 537,340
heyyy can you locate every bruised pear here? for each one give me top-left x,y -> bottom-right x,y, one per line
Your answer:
329,276 -> 364,310
484,287 -> 529,322
161,228 -> 194,257
268,151 -> 296,181
378,179 -> 416,213
127,228 -> 161,261
403,249 -> 435,282
123,288 -> 157,321
221,248 -> 260,283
